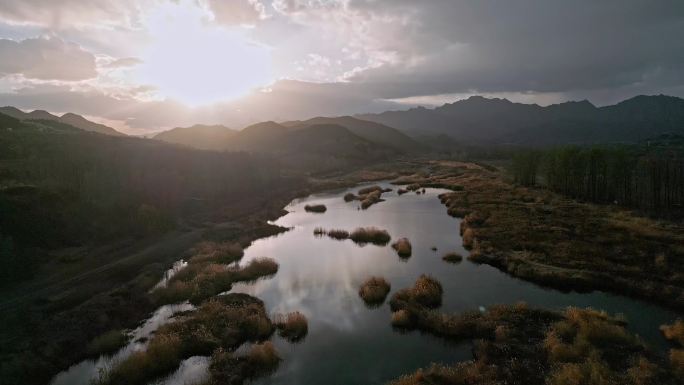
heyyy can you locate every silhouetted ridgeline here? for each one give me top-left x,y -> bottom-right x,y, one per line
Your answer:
511,135 -> 684,218
0,112 -> 300,284
358,94 -> 684,145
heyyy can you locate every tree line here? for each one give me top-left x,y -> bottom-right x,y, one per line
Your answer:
511,142 -> 684,218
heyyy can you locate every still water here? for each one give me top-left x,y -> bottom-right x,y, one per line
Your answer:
51,181 -> 680,385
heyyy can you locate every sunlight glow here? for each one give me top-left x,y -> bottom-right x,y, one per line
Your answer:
136,1 -> 273,106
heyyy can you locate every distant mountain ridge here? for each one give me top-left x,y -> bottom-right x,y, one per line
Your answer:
0,106 -> 124,136
154,124 -> 236,150
357,94 -> 684,145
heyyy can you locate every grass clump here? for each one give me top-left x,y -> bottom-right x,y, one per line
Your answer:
350,227 -> 391,245
661,319 -> 684,346
86,329 -> 129,357
390,274 -> 443,310
274,311 -> 308,342
360,190 -> 383,209
190,241 -> 244,264
151,258 -> 278,305
207,342 -> 281,385
327,229 -> 350,240
99,294 -> 273,385
358,185 -> 383,195
391,310 -> 413,328
442,252 -> 463,263
304,204 -> 327,213
344,193 -> 357,202
392,238 -> 412,258
358,276 -> 391,306
397,188 -> 408,195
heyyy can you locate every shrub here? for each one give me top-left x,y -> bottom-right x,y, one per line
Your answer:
327,229 -> 350,240
358,276 -> 391,305
661,319 -> 684,346
86,329 -> 129,357
391,310 -> 413,328
313,227 -> 326,237
304,204 -> 327,213
350,227 -> 391,245
344,193 -> 357,202
246,341 -> 281,374
391,238 -> 412,258
412,275 -> 443,308
442,252 -> 463,263
671,349 -> 684,379
274,312 -> 308,342
360,190 -> 383,209
358,185 -> 383,195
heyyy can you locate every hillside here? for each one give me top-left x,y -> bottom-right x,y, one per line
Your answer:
0,106 -> 125,136
154,124 -> 236,150
281,116 -> 420,152
358,95 -> 684,145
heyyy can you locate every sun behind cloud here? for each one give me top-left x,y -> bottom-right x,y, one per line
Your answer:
135,0 -> 273,106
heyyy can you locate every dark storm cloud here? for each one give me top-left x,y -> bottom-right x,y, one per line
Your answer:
343,0 -> 684,99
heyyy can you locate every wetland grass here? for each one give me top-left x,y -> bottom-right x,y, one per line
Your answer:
358,276 -> 391,306
391,238 -> 412,258
442,252 -> 463,263
349,227 -> 391,245
274,312 -> 309,342
304,204 -> 327,213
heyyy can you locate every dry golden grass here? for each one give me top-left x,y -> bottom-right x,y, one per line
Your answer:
358,276 -> 391,305
327,229 -> 350,240
189,241 -> 244,264
247,341 -> 281,372
349,227 -> 391,245
670,349 -> 684,379
661,319 -> 684,346
391,310 -> 412,328
274,311 -> 308,342
392,238 -> 412,258
442,252 -> 463,263
358,185 -> 383,195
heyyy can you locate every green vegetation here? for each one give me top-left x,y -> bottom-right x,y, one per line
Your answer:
390,275 -> 443,310
86,329 -> 129,357
442,252 -> 463,263
511,144 -> 684,218
391,238 -> 412,258
98,294 -> 273,385
349,227 -> 391,245
274,312 -> 309,343
304,204 -> 327,213
358,276 -> 391,306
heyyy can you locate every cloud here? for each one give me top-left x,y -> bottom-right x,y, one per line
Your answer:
0,36 -> 97,80
205,0 -> 267,26
0,0 -> 144,29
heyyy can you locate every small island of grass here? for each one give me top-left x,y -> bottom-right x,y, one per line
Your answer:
304,204 -> 327,213
359,276 -> 391,306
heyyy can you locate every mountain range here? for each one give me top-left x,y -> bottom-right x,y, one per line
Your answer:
0,106 -> 124,136
154,116 -> 419,154
357,94 -> 684,145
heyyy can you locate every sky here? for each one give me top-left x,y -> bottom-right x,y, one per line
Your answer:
0,0 -> 683,134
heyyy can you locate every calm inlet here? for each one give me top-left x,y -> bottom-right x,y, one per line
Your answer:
52,182 -> 680,385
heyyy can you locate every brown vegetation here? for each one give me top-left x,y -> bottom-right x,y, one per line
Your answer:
98,294 -> 273,385
189,241 -> 244,264
151,257 -> 278,305
411,160 -> 684,310
304,204 -> 327,213
390,275 -> 443,310
661,320 -> 684,346
327,229 -> 350,240
387,302 -> 680,385
358,276 -> 391,306
207,342 -> 281,385
442,252 -> 463,263
349,227 -> 391,245
344,193 -> 357,202
391,238 -> 412,258
86,329 -> 129,357
274,311 -> 309,343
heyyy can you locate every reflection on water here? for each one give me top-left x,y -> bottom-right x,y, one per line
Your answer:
50,302 -> 194,385
52,181 -> 682,385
